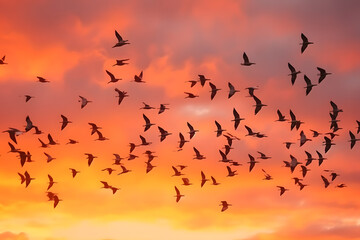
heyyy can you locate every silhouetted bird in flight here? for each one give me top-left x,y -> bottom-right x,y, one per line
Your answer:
317,67 -> 331,83
106,70 -> 121,84
288,63 -> 301,85
113,59 -> 129,66
241,52 -> 255,66
220,201 -> 231,212
112,30 -> 129,48
300,33 -> 313,53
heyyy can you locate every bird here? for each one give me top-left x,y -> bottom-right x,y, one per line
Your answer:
284,142 -> 295,149
292,177 -> 303,185
317,67 -> 331,83
24,171 -> 34,187
47,174 -> 56,190
85,153 -> 97,167
118,166 -> 131,174
304,151 -> 316,166
193,147 -> 206,160
220,201 -> 231,212
289,155 -> 302,173
134,71 -> 145,83
330,172 -> 339,181
145,162 -> 156,174
211,176 -> 220,185
106,70 -> 121,84
289,110 -> 303,130
0,55 -> 7,64
140,102 -> 155,110
228,82 -> 239,98
18,173 -> 26,185
186,80 -> 197,87
52,195 -> 61,208
198,74 -> 210,87
248,154 -> 259,172
174,186 -> 184,202
95,130 -> 109,141
252,95 -> 266,115
244,125 -> 259,137
277,186 -> 289,196
349,130 -> 360,149
3,128 -> 22,144
336,184 -> 347,188
102,168 -> 116,175
321,175 -> 330,188
298,182 -> 308,191
17,151 -> 27,167
316,151 -> 327,166
275,109 -> 287,122
38,138 -> 48,148
323,136 -> 335,153
79,96 -> 92,109
178,133 -> 188,149
129,143 -> 136,153
114,88 -> 129,105
112,30 -> 129,48
66,139 -> 78,145
219,150 -> 231,163
158,126 -> 171,142
113,59 -> 129,66
25,95 -> 34,102
47,134 -> 58,145
330,101 -> 343,118
262,169 -> 273,180
60,115 -> 71,130
69,168 -> 80,178
184,92 -> 199,98
44,152 -> 56,163
356,120 -> 360,134
209,82 -> 221,100
300,33 -> 313,53
214,121 -> 225,137
143,114 -> 155,132
245,87 -> 258,97
33,126 -> 43,135
226,166 -> 237,177
232,108 -> 245,130
300,130 -> 311,147
310,129 -> 321,137
88,123 -> 101,135
25,116 -> 34,132
8,142 -> 19,153
187,122 -> 198,139
200,171 -> 209,187
139,135 -> 151,146
37,76 -> 50,83
158,104 -> 169,114
181,178 -> 192,186
288,63 -> 301,85
100,181 -> 111,189
257,151 -> 271,160
172,166 -> 183,177
241,52 -> 255,66
304,75 -> 317,96
300,165 -> 310,178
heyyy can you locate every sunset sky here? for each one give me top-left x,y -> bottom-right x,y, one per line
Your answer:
1,0 -> 360,239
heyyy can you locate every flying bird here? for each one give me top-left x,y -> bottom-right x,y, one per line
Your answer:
140,102 -> 155,110
321,175 -> 330,188
37,76 -> 50,83
25,95 -> 34,102
174,186 -> 184,203
134,71 -> 145,83
181,178 -> 192,186
113,30 -> 129,48
79,96 -> 92,109
220,201 -> 231,212
244,125 -> 259,137
198,75 -> 210,87
241,52 -> 255,66
8,142 -> 19,153
211,176 -> 220,185
200,171 -> 209,187
349,130 -> 360,149
158,104 -> 169,114
317,67 -> 331,83
226,166 -> 237,177
304,151 -> 316,166
25,116 -> 34,132
47,134 -> 58,145
304,75 -> 317,96
139,135 -> 151,146
300,130 -> 311,147
3,128 -> 22,144
113,59 -> 129,66
85,153 -> 97,167
106,70 -> 121,84
47,174 -> 56,190
316,151 -> 327,166
114,88 -> 129,105
69,168 -> 80,178
323,136 -> 335,153
289,110 -> 303,130
178,132 -> 188,149
95,130 -> 109,141
262,169 -> 273,180
88,123 -> 101,135
245,87 -> 258,97
300,33 -> 313,53
158,126 -> 171,142
228,82 -> 239,98
172,166 -> 183,177
289,155 -> 302,173
257,151 -> 271,160
277,186 -> 289,196
276,109 -> 287,122
252,95 -> 266,115
60,115 -> 71,130
0,55 -> 7,64
330,101 -> 343,118
300,165 -> 310,178
284,142 -> 295,149
187,122 -> 198,139
288,63 -> 301,85
44,152 -> 56,163
184,92 -> 199,98
214,121 -> 225,137
232,108 -> 245,130
118,166 -> 132,174
248,154 -> 259,172
24,171 -> 34,187
356,120 -> 360,134
209,82 -> 221,100
193,147 -> 206,160
102,168 -> 116,175
143,114 -> 155,132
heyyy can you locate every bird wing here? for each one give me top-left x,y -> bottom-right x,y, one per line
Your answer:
115,30 -> 123,42
288,63 -> 295,73
301,33 -> 308,42
243,52 -> 249,63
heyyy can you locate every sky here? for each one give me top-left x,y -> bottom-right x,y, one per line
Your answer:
0,0 -> 360,239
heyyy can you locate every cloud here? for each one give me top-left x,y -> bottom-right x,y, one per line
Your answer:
0,232 -> 29,240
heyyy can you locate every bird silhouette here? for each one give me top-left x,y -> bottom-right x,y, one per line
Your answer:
323,136 -> 335,153
69,168 -> 80,178
248,154 -> 259,172
114,88 -> 129,105
241,52 -> 255,66
113,59 -> 129,66
158,126 -> 171,142
113,30 -> 129,48
209,82 -> 221,100
304,75 -> 317,96
300,33 -> 313,53
158,104 -> 169,114
79,96 -> 92,109
0,55 -> 7,64
44,152 -> 56,163
60,115 -> 71,130
134,71 -> 145,83
178,133 -> 188,149
349,130 -> 360,149
187,122 -> 198,139
252,95 -> 266,115
277,186 -> 289,196
47,174 -> 56,190
220,201 -> 231,212
181,178 -> 192,186
226,166 -> 237,177
106,70 -> 121,84
321,175 -> 330,188
193,147 -> 206,160
174,186 -> 184,202
211,176 -> 220,185
316,151 -> 327,166
37,76 -> 50,83
198,75 -> 210,87
143,114 -> 155,132
232,108 -> 245,130
214,121 -> 225,137
200,171 -> 209,187
228,82 -> 239,98
184,92 -> 199,98
288,63 -> 301,85
317,67 -> 331,83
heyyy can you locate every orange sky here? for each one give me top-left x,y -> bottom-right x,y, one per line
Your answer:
1,0 -> 360,239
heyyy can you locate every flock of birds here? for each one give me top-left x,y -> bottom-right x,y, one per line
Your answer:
1,31 -> 360,212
